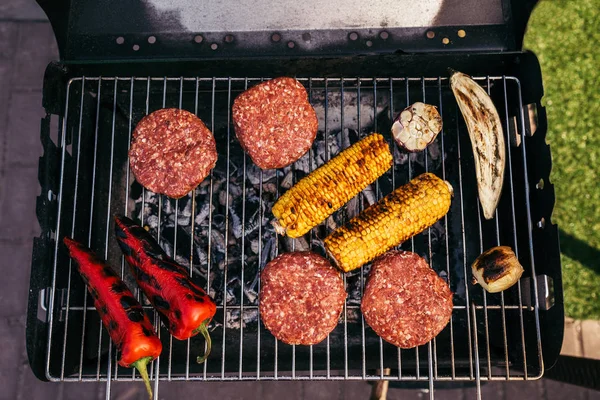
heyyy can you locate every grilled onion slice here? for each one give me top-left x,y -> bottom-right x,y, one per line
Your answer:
472,246 -> 524,293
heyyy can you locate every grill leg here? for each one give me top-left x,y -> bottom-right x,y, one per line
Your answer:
370,368 -> 391,400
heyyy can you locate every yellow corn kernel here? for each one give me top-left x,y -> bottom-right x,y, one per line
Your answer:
272,133 -> 393,238
324,173 -> 453,272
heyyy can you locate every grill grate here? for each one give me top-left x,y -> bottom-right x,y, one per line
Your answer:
43,75 -> 543,395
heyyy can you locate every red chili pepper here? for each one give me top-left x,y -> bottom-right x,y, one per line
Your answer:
114,215 -> 217,363
63,237 -> 162,399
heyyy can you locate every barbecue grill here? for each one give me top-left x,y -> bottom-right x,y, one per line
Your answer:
26,0 -> 564,398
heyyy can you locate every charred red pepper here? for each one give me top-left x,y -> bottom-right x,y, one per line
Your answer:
63,237 -> 162,399
114,215 -> 217,363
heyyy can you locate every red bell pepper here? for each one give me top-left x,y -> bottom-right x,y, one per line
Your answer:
114,215 -> 217,363
63,237 -> 162,399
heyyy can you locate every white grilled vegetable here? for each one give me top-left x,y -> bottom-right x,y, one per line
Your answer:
472,246 -> 524,293
391,102 -> 443,152
450,71 -> 505,220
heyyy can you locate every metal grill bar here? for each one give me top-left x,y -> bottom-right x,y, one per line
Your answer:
238,77 -> 249,380
44,76 -> 543,394
59,304 -> 534,312
455,104 -> 475,380
516,78 -> 545,379
438,77 -> 456,380
38,374 -> 544,382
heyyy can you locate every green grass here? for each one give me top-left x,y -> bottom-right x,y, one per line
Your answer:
523,0 -> 600,319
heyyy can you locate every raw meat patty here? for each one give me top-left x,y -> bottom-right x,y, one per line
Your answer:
129,108 -> 217,199
361,250 -> 453,349
232,77 -> 318,169
259,251 -> 346,345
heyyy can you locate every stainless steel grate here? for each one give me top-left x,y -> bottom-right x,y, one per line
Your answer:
43,75 -> 544,397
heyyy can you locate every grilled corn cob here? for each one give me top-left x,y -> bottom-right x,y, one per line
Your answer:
324,173 -> 453,272
272,133 -> 393,238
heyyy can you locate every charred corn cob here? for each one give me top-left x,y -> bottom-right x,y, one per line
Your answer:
324,173 -> 453,272
272,133 -> 393,238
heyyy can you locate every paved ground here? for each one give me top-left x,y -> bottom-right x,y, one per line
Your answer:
1,3 -> 599,399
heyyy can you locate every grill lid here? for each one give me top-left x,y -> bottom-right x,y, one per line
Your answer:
37,0 -> 538,61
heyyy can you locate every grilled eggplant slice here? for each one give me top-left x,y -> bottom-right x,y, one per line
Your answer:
450,71 -> 505,220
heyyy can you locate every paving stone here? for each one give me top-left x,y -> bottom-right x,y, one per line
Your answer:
0,62 -> 11,175
561,318 -> 583,358
182,381 -> 262,400
386,387 -> 425,399
15,365 -> 63,400
260,381 -> 304,400
110,381 -> 265,400
0,241 -> 34,318
432,386 -> 467,400
0,166 -> 40,240
303,381 -> 342,400
543,378 -> 591,400
341,381 -> 374,400
504,379 -> 545,399
12,22 -> 58,90
109,381 -> 140,400
63,382 -> 105,400
457,381 -> 506,399
580,320 -> 600,360
0,23 -> 18,59
5,91 -> 44,167
0,0 -> 47,21
0,315 -> 26,400
588,388 -> 600,400
0,23 -> 18,175
479,381 -> 505,399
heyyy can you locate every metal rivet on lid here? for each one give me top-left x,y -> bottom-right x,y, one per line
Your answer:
225,34 -> 234,43
379,31 -> 389,40
426,31 -> 435,39
287,41 -> 295,49
133,44 -> 140,51
302,32 -> 311,42
194,35 -> 203,43
366,40 -> 373,47
458,29 -> 466,38
442,37 -> 450,45
116,36 -> 125,44
148,36 -> 156,44
272,33 -> 281,42
349,32 -> 359,41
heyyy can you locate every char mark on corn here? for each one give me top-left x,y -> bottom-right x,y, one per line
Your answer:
324,172 -> 453,272
272,133 -> 393,238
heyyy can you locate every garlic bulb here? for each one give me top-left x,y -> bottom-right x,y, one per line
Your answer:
471,246 -> 524,293
391,102 -> 442,152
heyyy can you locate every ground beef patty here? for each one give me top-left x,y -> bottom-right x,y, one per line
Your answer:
129,108 -> 217,199
232,77 -> 318,170
361,250 -> 453,349
259,251 -> 346,345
